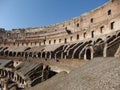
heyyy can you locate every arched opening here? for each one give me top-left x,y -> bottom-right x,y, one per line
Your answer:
29,52 -> 32,57
17,52 -> 21,57
20,77 -> 22,84
21,52 -> 24,57
0,51 -> 4,56
56,52 -> 62,59
47,52 -> 50,59
11,72 -> 14,78
33,52 -> 37,58
42,52 -> 45,58
9,52 -> 13,56
13,52 -> 16,57
25,52 -> 28,57
86,49 -> 91,60
5,51 -> 9,56
54,40 -> 56,44
4,70 -> 8,77
8,71 -> 11,78
38,52 -> 41,58
22,79 -> 24,84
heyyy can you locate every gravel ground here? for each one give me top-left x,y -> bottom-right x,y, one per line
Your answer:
27,57 -> 120,90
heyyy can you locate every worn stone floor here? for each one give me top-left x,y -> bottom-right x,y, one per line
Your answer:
27,57 -> 120,90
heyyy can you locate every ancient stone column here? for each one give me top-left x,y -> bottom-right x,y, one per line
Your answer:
103,43 -> 107,57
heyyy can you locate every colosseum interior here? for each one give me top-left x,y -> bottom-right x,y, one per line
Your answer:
0,0 -> 120,90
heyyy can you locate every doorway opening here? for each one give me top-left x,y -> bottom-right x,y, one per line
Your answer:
86,49 -> 91,60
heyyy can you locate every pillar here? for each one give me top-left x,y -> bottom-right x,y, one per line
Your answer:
103,43 -> 107,57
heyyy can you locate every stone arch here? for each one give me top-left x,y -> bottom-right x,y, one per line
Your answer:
9,51 -> 13,56
5,50 -> 9,56
14,74 -> 18,82
29,52 -> 33,57
86,49 -> 91,60
17,52 -> 21,57
51,52 -> 54,59
47,52 -> 51,59
84,47 -> 93,60
8,71 -> 11,78
24,52 -> 28,57
56,50 -> 64,59
0,51 -> 4,56
42,52 -> 45,58
19,76 -> 22,83
21,52 -> 24,57
22,79 -> 25,85
38,52 -> 41,58
33,52 -> 37,58
13,52 -> 16,57
4,70 -> 8,77
11,72 -> 14,78
19,76 -> 22,84
0,70 -> 25,88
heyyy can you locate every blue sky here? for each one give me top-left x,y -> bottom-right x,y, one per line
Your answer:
0,0 -> 108,30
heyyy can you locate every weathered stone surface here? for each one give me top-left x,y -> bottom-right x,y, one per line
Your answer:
27,58 -> 120,90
